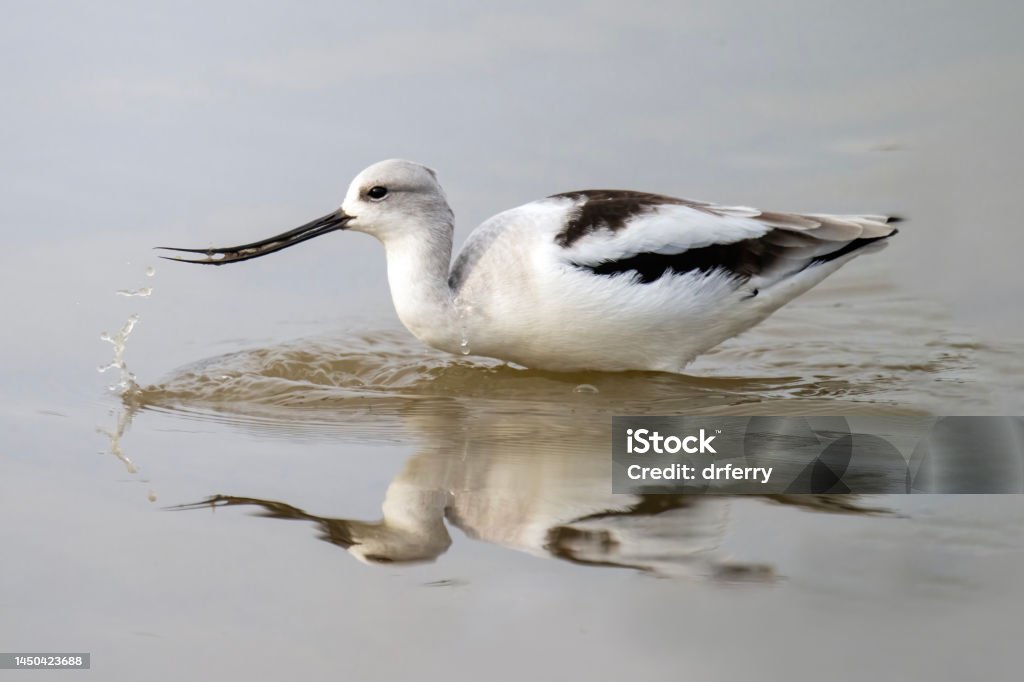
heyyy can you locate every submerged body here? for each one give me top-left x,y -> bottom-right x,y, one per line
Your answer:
163,159 -> 898,373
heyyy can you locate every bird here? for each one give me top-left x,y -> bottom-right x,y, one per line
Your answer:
160,159 -> 899,373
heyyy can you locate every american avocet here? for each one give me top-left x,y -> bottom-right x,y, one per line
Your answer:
161,159 -> 899,373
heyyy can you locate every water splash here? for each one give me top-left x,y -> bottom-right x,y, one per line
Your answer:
573,384 -> 599,394
97,266 -> 154,486
98,314 -> 141,395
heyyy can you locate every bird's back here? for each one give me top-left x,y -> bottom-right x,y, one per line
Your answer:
448,191 -> 898,372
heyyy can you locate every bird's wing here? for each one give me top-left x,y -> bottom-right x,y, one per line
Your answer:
549,190 -> 899,285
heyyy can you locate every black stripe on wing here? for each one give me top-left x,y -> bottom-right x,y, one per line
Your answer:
552,190 -> 714,247
575,231 -> 895,285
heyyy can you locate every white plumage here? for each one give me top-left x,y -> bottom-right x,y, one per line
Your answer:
163,159 -> 899,373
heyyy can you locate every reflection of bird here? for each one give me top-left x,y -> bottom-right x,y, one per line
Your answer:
162,160 -> 898,373
172,492 -> 452,566
170,445 -> 886,578
170,490 -> 735,577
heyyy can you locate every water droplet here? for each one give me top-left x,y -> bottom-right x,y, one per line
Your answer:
145,266 -> 155,277
116,287 -> 152,297
574,384 -> 599,394
147,490 -> 158,502
453,297 -> 475,356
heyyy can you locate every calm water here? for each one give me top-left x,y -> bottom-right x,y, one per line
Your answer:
2,2 -> 1023,680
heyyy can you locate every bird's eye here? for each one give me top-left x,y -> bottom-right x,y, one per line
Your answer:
367,186 -> 388,200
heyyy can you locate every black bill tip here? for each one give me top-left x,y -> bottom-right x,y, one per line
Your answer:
158,210 -> 353,265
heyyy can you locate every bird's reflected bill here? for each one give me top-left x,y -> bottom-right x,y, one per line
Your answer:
157,210 -> 353,265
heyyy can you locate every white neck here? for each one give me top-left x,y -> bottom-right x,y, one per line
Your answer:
380,227 -> 459,352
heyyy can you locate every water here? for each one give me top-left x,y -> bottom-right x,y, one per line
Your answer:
2,2 -> 1023,680
97,314 -> 140,394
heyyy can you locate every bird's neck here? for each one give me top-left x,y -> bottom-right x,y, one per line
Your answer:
382,228 -> 459,352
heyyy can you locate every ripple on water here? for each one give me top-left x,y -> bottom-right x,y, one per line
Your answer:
123,274 -> 1024,443
127,299 -> 1021,445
